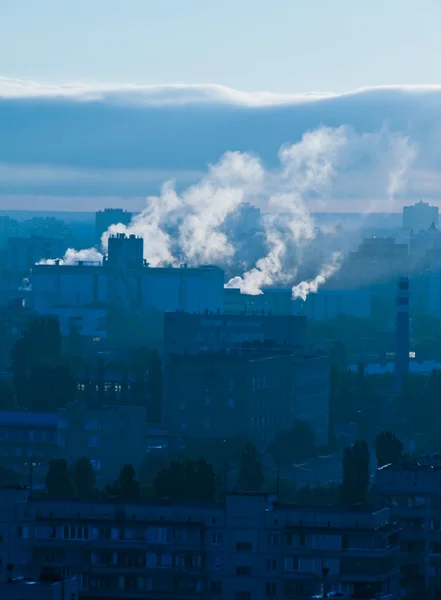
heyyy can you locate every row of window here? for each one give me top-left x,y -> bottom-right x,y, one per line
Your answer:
34,525 -> 190,544
2,447 -> 46,458
0,429 -> 56,442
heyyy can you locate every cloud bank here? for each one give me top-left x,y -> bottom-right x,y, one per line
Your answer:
1,79 -> 441,209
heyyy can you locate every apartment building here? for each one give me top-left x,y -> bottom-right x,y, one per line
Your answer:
376,459 -> 441,597
56,402 -> 147,485
9,493 -> 399,600
166,350 -> 329,447
0,411 -> 59,483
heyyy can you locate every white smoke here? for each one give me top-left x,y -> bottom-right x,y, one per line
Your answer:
102,181 -> 180,266
227,126 -> 349,294
45,125 -> 418,298
38,248 -> 103,266
101,151 -> 263,267
292,253 -> 341,300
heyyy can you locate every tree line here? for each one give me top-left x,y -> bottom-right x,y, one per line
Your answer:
45,429 -> 405,506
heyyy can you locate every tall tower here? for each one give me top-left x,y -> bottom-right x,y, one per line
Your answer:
395,276 -> 410,392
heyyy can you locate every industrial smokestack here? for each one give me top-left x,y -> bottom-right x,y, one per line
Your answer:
395,276 -> 410,393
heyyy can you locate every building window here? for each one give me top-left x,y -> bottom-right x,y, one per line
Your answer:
204,416 -> 211,431
236,541 -> 252,552
58,420 -> 69,429
235,592 -> 251,600
228,398 -> 235,409
236,566 -> 252,576
85,419 -> 100,430
88,435 -> 100,448
211,580 -> 222,594
211,532 -> 222,545
214,556 -> 222,569
204,397 -> 211,407
266,558 -> 277,571
267,533 -> 278,547
265,582 -> 277,596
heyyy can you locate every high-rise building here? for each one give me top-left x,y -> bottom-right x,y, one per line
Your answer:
95,209 -> 132,246
403,201 -> 439,232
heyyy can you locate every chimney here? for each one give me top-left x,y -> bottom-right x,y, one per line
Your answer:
395,276 -> 410,393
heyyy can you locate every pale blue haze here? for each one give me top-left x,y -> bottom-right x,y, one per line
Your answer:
1,0 -> 440,92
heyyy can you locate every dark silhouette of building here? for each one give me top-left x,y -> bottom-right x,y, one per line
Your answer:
395,277 -> 410,392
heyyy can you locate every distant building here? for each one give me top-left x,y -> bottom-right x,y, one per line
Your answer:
56,402 -> 147,485
5,237 -> 66,274
0,485 -> 29,582
224,288 -> 294,315
31,234 -> 224,314
376,459 -> 441,596
9,493 -> 399,600
403,200 -> 439,232
294,289 -> 371,321
0,411 -> 58,483
166,350 -> 329,446
95,208 -> 132,245
164,312 -> 307,355
341,237 -> 409,288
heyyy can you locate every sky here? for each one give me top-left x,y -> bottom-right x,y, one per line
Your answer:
1,0 -> 441,93
1,1 -> 441,212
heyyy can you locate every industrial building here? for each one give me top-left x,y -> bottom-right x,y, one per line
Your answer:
293,289 -> 371,321
31,234 -> 224,315
3,492 -> 399,600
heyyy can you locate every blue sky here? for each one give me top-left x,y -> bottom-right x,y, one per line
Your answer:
1,0 -> 440,93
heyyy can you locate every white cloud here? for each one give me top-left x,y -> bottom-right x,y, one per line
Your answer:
2,77 -> 441,107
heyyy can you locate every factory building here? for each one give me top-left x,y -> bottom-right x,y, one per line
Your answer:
31,234 -> 224,315
294,289 -> 371,321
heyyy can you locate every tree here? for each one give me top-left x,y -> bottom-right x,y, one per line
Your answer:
106,464 -> 140,500
375,431 -> 403,468
0,381 -> 17,410
153,458 -> 216,502
0,465 -> 20,486
46,459 -> 76,499
72,457 -> 96,498
340,440 -> 370,505
10,316 -> 75,411
238,443 -> 264,491
268,420 -> 316,466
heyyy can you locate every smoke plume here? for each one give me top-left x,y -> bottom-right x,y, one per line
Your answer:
38,248 -> 103,266
292,253 -> 341,300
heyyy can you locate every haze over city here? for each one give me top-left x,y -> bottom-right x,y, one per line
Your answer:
1,2 -> 441,600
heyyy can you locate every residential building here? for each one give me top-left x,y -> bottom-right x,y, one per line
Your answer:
0,485 -> 29,583
376,459 -> 441,597
95,209 -> 132,246
9,493 -> 399,600
56,402 -> 147,485
0,411 -> 59,483
403,200 -> 439,232
0,570 -> 79,600
166,350 -> 329,446
164,312 -> 307,356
